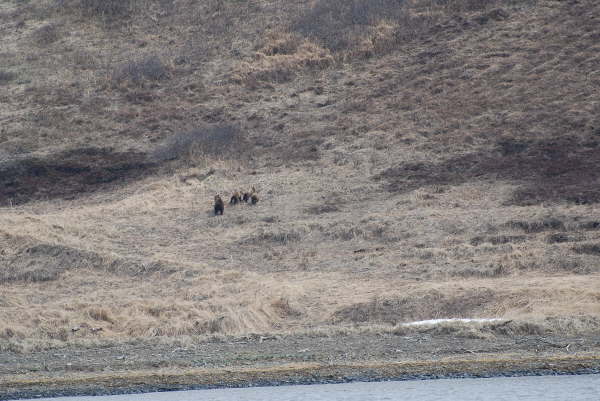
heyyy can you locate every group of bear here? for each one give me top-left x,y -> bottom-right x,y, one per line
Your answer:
213,187 -> 258,215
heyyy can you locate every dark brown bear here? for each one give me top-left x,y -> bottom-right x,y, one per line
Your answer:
214,195 -> 224,215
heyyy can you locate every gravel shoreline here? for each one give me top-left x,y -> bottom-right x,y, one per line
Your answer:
3,355 -> 600,400
2,332 -> 600,400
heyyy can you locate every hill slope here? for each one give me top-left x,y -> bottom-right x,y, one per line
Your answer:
1,0 -> 600,355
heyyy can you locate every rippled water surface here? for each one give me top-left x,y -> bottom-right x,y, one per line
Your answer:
23,374 -> 600,401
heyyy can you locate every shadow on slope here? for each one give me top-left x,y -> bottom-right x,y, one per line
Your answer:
378,135 -> 600,205
0,147 -> 155,206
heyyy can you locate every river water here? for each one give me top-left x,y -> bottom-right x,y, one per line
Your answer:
20,374 -> 600,401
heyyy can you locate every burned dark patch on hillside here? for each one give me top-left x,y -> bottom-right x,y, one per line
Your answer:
377,137 -> 600,205
0,148 -> 155,206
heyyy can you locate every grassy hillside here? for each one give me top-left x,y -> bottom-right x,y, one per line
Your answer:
1,0 -> 600,351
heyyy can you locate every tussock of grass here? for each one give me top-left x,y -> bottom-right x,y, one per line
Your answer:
111,55 -> 170,87
62,0 -> 138,22
233,32 -> 333,85
242,228 -> 306,246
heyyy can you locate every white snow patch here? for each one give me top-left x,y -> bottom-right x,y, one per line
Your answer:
402,318 -> 502,327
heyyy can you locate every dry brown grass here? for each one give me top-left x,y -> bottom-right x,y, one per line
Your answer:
232,31 -> 333,86
1,0 -> 600,352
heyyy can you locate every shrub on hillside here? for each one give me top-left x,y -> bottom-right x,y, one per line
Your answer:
70,49 -> 97,69
429,0 -> 499,12
77,0 -> 136,20
55,0 -> 137,23
293,0 -> 407,51
112,55 -> 170,86
33,24 -> 60,45
293,0 -> 517,55
152,125 -> 246,163
0,71 -> 16,86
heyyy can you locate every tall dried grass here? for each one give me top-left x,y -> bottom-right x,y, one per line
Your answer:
233,32 -> 333,85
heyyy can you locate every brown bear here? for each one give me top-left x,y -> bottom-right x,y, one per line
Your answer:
214,195 -> 224,215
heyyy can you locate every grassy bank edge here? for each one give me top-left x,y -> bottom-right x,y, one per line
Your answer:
2,354 -> 600,400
